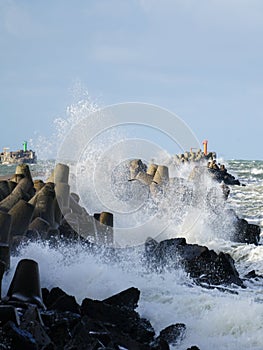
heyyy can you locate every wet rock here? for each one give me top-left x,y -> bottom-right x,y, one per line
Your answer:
44,287 -> 68,308
208,167 -> 240,186
103,287 -> 140,310
244,270 -> 263,279
50,294 -> 80,314
21,315 -> 52,350
64,318 -> 107,350
71,315 -> 160,350
41,309 -> 81,331
0,305 -> 20,326
145,237 -> 186,270
3,321 -> 37,350
157,323 -> 186,346
233,218 -> 261,245
144,238 -> 243,287
81,297 -> 155,344
44,314 -> 72,348
247,223 -> 261,245
151,337 -> 170,350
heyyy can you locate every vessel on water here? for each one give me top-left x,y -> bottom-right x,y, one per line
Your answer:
0,141 -> 37,165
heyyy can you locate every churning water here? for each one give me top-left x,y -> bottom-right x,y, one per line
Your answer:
0,100 -> 263,350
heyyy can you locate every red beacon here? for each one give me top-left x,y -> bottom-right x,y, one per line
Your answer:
202,140 -> 208,155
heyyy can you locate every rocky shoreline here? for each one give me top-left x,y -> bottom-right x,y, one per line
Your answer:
0,160 -> 261,349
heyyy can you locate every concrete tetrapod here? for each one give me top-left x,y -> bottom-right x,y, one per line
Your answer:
54,163 -> 69,184
7,181 -> 17,194
135,172 -> 153,186
147,163 -> 158,177
8,200 -> 35,237
152,165 -> 169,185
0,177 -> 34,212
0,181 -> 11,201
6,259 -> 45,309
15,164 -> 33,183
28,217 -> 50,240
33,191 -> 55,228
55,183 -> 70,212
0,211 -> 12,245
0,211 -> 12,269
94,212 -> 114,245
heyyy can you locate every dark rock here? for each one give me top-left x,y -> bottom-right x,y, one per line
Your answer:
21,319 -> 52,349
41,310 -> 81,330
64,318 -> 108,350
50,294 -> 80,314
208,167 -> 240,186
0,305 -> 20,326
187,347 -> 201,350
76,315 -> 158,350
42,311 -> 80,348
233,218 -> 260,245
144,238 -> 243,287
247,223 -> 261,245
45,287 -> 66,308
145,237 -> 186,270
157,323 -> 186,346
244,270 -> 263,279
3,321 -> 37,350
81,298 -> 155,344
103,287 -> 140,310
245,270 -> 258,278
21,304 -> 44,326
151,337 -> 170,350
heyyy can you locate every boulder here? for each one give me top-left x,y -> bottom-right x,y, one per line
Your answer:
81,298 -> 155,344
103,287 -> 140,310
157,323 -> 186,346
233,218 -> 261,245
144,237 -> 244,287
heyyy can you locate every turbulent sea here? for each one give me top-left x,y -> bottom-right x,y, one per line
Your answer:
0,159 -> 263,350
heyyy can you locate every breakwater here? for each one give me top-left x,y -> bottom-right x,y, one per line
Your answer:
0,159 -> 261,349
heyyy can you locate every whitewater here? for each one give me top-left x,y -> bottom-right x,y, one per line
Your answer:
0,100 -> 262,350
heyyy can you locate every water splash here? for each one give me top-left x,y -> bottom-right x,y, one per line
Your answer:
30,87 -> 100,161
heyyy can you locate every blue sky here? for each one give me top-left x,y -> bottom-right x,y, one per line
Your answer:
1,0 -> 263,160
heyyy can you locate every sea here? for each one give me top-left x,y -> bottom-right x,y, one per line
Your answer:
0,158 -> 262,350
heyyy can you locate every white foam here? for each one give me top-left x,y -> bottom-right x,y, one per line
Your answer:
3,241 -> 263,350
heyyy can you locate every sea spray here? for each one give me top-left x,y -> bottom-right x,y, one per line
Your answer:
2,239 -> 263,350
4,95 -> 262,349
30,89 -> 100,161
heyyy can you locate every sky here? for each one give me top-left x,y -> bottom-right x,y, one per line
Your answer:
1,0 -> 263,160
